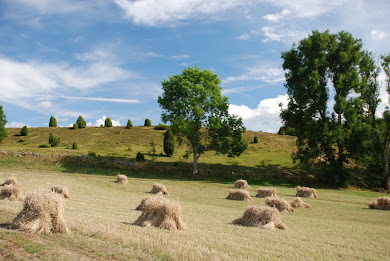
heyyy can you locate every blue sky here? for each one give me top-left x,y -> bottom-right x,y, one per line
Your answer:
1,0 -> 389,132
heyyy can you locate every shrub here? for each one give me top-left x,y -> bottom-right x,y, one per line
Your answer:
72,142 -> 78,150
144,118 -> 151,126
49,116 -> 57,127
136,152 -> 145,162
254,136 -> 259,143
39,144 -> 51,148
104,117 -> 112,127
76,116 -> 86,129
48,132 -> 60,147
126,120 -> 133,129
163,129 -> 175,157
71,124 -> 79,130
154,124 -> 168,130
20,125 -> 29,136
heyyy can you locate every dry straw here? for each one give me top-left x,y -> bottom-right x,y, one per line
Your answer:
133,196 -> 186,230
116,174 -> 128,184
255,187 -> 277,198
12,190 -> 69,234
1,177 -> 17,186
368,197 -> 390,210
0,185 -> 23,201
296,186 -> 318,198
265,197 -> 294,212
290,197 -> 311,208
232,205 -> 286,230
51,186 -> 70,198
226,190 -> 252,201
234,179 -> 250,189
136,195 -> 162,211
150,183 -> 169,195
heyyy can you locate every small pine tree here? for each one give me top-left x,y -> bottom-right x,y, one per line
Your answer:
144,118 -> 151,126
163,129 -> 175,157
48,132 -> 60,147
136,152 -> 145,162
76,116 -> 86,128
72,141 -> 78,150
49,116 -> 57,127
126,120 -> 133,129
20,126 -> 29,136
0,105 -> 8,149
105,117 -> 113,127
254,136 -> 259,143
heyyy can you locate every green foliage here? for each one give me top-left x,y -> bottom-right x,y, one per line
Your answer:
76,116 -> 87,129
38,143 -> 51,148
158,66 -> 247,174
136,151 -> 145,162
48,132 -> 61,147
149,139 -> 157,161
126,120 -> 133,129
154,124 -> 169,130
104,117 -> 113,127
163,129 -> 175,157
253,136 -> 259,143
144,118 -> 151,126
20,125 -> 29,136
72,141 -> 78,150
49,116 -> 57,127
72,124 -> 79,130
0,105 -> 8,145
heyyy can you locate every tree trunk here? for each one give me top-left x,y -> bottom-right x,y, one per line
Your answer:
192,146 -> 198,175
382,139 -> 389,190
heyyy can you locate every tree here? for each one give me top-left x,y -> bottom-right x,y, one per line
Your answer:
20,125 -> 29,136
49,116 -> 57,127
76,116 -> 86,129
158,66 -> 248,174
380,54 -> 390,189
0,105 -> 8,149
163,129 -> 175,157
253,136 -> 259,144
48,132 -> 60,147
281,30 -> 370,186
104,117 -> 112,127
144,118 -> 151,126
126,120 -> 133,129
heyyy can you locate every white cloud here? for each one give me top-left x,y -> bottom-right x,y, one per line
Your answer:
95,116 -> 121,127
37,96 -> 140,104
238,34 -> 251,40
371,29 -> 387,40
75,49 -> 115,63
10,0 -> 104,14
261,26 -> 306,43
229,94 -> 288,132
224,65 -> 285,83
263,9 -> 291,22
170,54 -> 190,60
114,0 -> 246,26
6,122 -> 27,128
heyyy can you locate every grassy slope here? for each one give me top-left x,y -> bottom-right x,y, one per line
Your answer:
0,169 -> 389,260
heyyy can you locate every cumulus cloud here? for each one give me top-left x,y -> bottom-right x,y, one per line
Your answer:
263,9 -> 291,22
6,122 -> 27,128
94,116 -> 121,127
261,26 -> 306,43
229,94 -> 288,132
224,65 -> 285,83
371,29 -> 387,40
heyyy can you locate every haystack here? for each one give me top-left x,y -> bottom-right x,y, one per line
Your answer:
132,196 -> 186,230
255,187 -> 277,198
12,190 -> 69,234
150,183 -> 169,195
234,179 -> 250,189
0,185 -> 23,201
368,197 -> 390,210
290,197 -> 311,208
226,190 -> 252,201
232,205 -> 285,230
296,186 -> 318,198
135,195 -> 162,211
2,177 -> 17,186
265,197 -> 294,212
51,186 -> 70,198
116,174 -> 128,184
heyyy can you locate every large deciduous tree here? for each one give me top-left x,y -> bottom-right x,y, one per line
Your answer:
158,66 -> 248,174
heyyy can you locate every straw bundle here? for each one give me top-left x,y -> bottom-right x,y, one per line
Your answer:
255,188 -> 277,198
116,174 -> 128,184
295,186 -> 318,198
150,183 -> 169,195
290,197 -> 311,208
0,185 -> 23,201
51,186 -> 70,198
265,197 -> 294,212
232,205 -> 285,230
226,190 -> 252,201
234,179 -> 250,189
368,197 -> 390,210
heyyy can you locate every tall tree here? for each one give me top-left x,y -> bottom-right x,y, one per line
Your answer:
158,66 -> 247,174
163,128 -> 175,157
104,117 -> 112,127
49,116 -> 57,127
380,54 -> 390,189
76,116 -> 87,128
0,105 -> 8,150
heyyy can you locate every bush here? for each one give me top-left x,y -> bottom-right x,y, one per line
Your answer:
105,117 -> 113,127
48,132 -> 60,147
163,129 -> 175,157
126,120 -> 133,129
154,124 -> 169,130
72,124 -> 79,129
144,118 -> 151,127
254,136 -> 259,143
49,116 -> 57,127
136,152 -> 145,162
39,144 -> 51,148
72,141 -> 78,150
76,116 -> 86,128
20,125 -> 29,136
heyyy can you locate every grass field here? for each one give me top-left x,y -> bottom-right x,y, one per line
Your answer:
1,169 -> 389,260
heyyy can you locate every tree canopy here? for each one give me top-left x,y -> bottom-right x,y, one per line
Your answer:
76,116 -> 87,129
49,116 -> 57,127
158,66 -> 247,174
0,105 -> 8,147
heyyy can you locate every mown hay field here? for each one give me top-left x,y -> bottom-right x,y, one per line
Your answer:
1,169 -> 389,260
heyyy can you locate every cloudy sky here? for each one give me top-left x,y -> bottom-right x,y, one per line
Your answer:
1,0 -> 389,132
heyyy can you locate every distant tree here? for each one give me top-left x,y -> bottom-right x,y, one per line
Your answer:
72,141 -> 78,150
0,105 -> 8,149
158,66 -> 248,174
20,126 -> 29,136
136,152 -> 145,162
253,136 -> 259,144
76,116 -> 86,129
72,124 -> 79,130
126,120 -> 133,129
48,132 -> 60,147
104,117 -> 113,127
144,118 -> 152,126
154,124 -> 169,130
49,116 -> 57,127
163,129 -> 175,157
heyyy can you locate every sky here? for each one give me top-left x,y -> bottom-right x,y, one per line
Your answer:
0,0 -> 389,132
